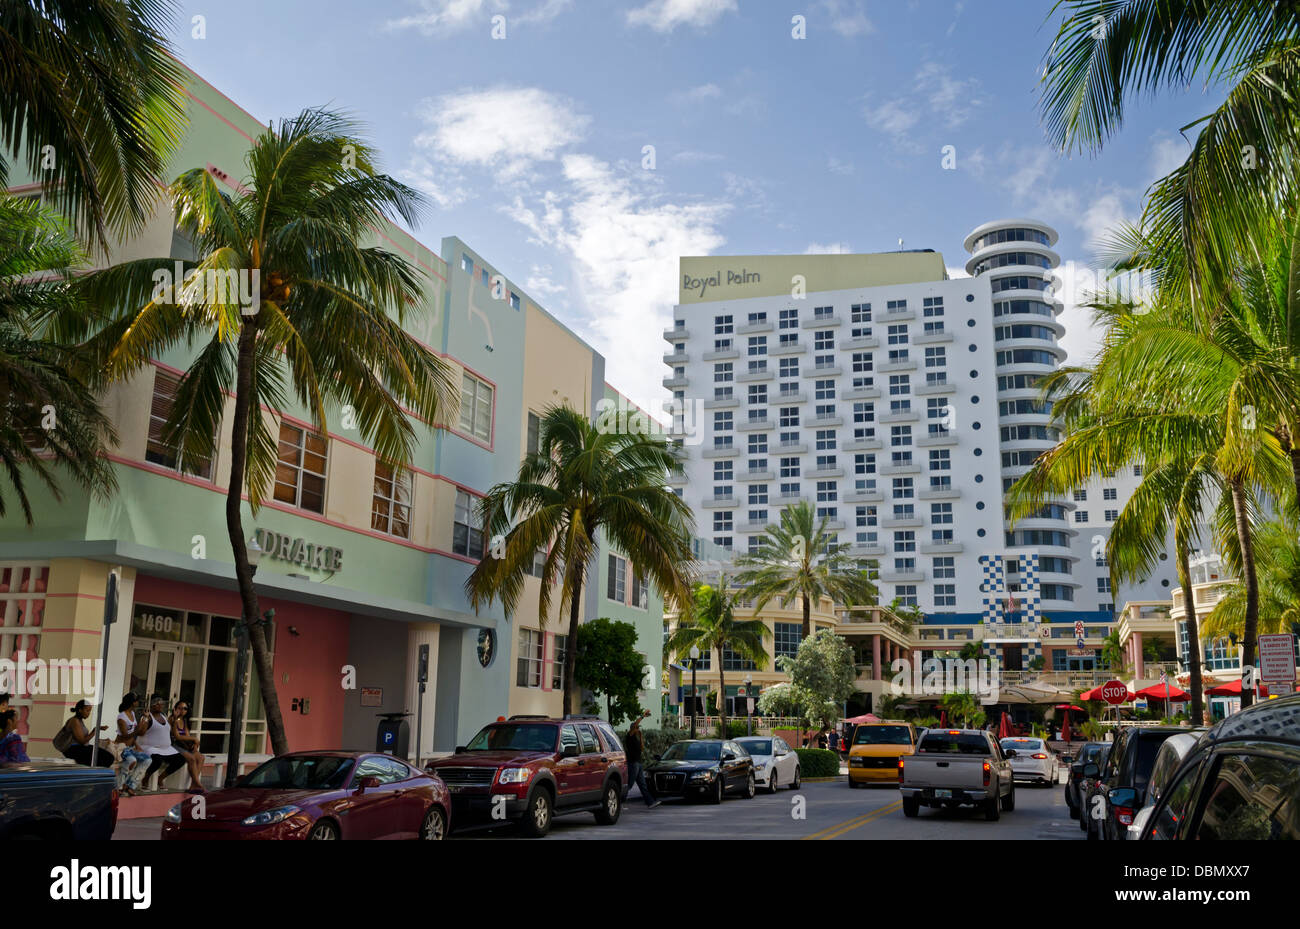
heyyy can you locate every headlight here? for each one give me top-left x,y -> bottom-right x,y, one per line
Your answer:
241,805 -> 301,827
849,757 -> 865,767
498,767 -> 532,784
690,769 -> 717,781
165,803 -> 183,824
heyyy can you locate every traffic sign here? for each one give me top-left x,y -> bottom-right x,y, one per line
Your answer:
1259,634 -> 1297,683
1100,680 -> 1129,705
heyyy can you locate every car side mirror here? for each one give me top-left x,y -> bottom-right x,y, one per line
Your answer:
356,776 -> 380,793
454,746 -> 466,754
1083,763 -> 1099,778
776,747 -> 787,756
722,752 -> 736,761
1004,749 -> 1017,758
1070,762 -> 1083,773
1108,786 -> 1138,808
563,744 -> 579,757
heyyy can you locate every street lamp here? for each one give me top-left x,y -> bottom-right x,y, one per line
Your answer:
744,673 -> 753,736
689,646 -> 700,739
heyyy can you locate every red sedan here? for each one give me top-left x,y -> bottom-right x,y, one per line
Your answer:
161,751 -> 450,840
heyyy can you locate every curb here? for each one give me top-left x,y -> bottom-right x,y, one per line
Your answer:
800,776 -> 844,782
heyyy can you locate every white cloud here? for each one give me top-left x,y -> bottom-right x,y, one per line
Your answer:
412,87 -> 589,182
525,264 -> 567,299
627,0 -> 738,33
805,242 -> 853,254
397,156 -> 473,210
864,99 -> 921,137
827,156 -> 854,176
1148,131 -> 1191,184
683,83 -> 722,100
819,0 -> 875,37
516,0 -> 573,23
863,62 -> 981,147
672,149 -> 725,163
386,0 -> 570,33
945,266 -> 970,279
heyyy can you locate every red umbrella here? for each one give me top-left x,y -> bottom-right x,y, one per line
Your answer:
1136,682 -> 1190,701
1205,679 -> 1243,696
1060,712 -> 1071,743
1054,704 -> 1087,713
998,712 -> 1011,739
844,713 -> 880,724
939,710 -> 948,727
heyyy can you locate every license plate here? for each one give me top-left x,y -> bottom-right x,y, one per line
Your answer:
934,789 -> 952,799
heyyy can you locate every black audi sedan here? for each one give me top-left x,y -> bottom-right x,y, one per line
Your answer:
646,739 -> 756,803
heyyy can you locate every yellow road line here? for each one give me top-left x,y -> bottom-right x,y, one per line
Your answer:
803,800 -> 902,840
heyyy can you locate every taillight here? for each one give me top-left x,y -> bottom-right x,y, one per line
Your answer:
982,760 -> 991,787
1116,806 -> 1134,826
897,757 -> 905,784
1032,753 -> 1048,759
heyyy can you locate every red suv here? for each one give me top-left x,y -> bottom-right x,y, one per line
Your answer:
426,715 -> 627,837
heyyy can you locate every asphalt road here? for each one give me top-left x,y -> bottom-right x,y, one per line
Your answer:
111,772 -> 1083,841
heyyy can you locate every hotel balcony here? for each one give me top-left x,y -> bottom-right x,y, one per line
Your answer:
841,335 -> 879,351
663,375 -> 689,389
841,385 -> 881,401
803,365 -> 842,377
737,417 -> 773,431
806,466 -> 844,479
878,359 -> 917,373
768,342 -> 805,356
809,414 -> 843,427
918,487 -> 959,500
915,380 -> 955,395
737,320 -> 773,334
737,368 -> 773,382
845,490 -> 883,503
803,314 -> 842,328
702,348 -> 739,362
920,540 -> 964,554
663,325 -> 689,341
879,307 -> 915,322
775,389 -> 807,404
663,349 -> 689,364
843,437 -> 882,451
739,468 -> 774,481
913,330 -> 954,345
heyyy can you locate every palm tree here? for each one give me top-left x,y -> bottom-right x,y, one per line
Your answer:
733,500 -> 877,639
1202,517 -> 1300,642
0,0 -> 188,249
466,405 -> 696,716
665,581 -> 770,737
78,109 -> 458,755
1039,1 -> 1300,285
0,194 -> 117,520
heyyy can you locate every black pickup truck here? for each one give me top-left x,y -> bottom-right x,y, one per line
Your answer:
0,761 -> 118,839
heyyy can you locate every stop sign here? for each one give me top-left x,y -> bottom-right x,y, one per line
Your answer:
1100,680 -> 1129,705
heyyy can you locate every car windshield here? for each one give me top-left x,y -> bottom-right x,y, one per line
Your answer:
244,755 -> 355,790
662,742 -> 721,762
464,724 -> 556,752
855,726 -> 912,746
1001,739 -> 1043,752
738,739 -> 771,755
918,733 -> 990,755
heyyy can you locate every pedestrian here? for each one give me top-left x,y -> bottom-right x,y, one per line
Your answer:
52,700 -> 113,767
624,709 -> 661,809
169,699 -> 206,793
826,728 -> 839,753
114,693 -> 151,796
137,694 -> 187,790
0,707 -> 28,763
816,728 -> 828,750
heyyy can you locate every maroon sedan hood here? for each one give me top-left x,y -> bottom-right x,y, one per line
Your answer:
190,788 -> 339,822
429,750 -> 550,768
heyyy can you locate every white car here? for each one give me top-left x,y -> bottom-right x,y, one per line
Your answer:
1126,731 -> 1203,840
735,736 -> 800,793
999,737 -> 1059,786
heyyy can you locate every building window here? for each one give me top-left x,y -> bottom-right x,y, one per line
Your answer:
461,254 -> 474,273
1074,510 -> 1089,523
715,314 -> 734,334
527,411 -> 540,456
510,292 -> 521,311
274,422 -> 327,513
371,463 -> 411,539
895,585 -> 917,607
1104,509 -> 1118,522
607,554 -> 627,602
935,584 -> 956,607
517,628 -> 543,687
458,371 -> 494,443
551,635 -> 569,689
453,489 -> 484,559
1103,487 -> 1117,501
146,370 -> 214,479
774,622 -> 802,660
1073,489 -> 1087,502
631,571 -> 648,609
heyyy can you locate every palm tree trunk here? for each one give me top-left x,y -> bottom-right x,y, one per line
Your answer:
1176,542 -> 1203,724
1229,478 -> 1260,708
802,594 -> 811,640
226,321 -> 289,757
718,657 -> 726,738
562,572 -> 584,715
1289,442 -> 1300,516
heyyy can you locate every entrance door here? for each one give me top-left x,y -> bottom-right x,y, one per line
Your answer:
128,642 -> 184,706
1002,645 -> 1023,671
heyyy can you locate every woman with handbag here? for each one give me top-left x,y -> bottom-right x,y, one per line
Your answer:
53,700 -> 113,767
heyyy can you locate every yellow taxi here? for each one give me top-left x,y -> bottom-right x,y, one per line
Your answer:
847,720 -> 919,786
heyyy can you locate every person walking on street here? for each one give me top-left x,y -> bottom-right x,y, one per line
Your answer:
624,709 -> 661,808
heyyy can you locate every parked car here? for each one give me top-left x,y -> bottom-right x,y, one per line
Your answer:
0,760 -> 118,840
1127,732 -> 1203,839
1142,693 -> 1300,840
848,721 -> 918,788
644,739 -> 756,803
735,736 -> 800,792
899,728 -> 1015,821
999,736 -> 1059,786
1065,742 -> 1108,819
162,751 -> 449,840
1081,726 -> 1182,840
425,715 -> 627,837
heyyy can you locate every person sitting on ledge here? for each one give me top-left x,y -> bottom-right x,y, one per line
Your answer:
137,694 -> 187,790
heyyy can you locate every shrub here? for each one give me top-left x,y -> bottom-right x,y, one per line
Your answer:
715,720 -> 750,739
794,747 -> 840,778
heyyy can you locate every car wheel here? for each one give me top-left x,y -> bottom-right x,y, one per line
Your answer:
595,781 -> 621,825
902,796 -> 919,818
710,778 -> 724,804
420,806 -> 446,840
984,796 -> 1000,822
1068,803 -> 1079,820
520,788 -> 552,838
1086,817 -> 1099,840
848,777 -> 860,789
1001,784 -> 1015,812
743,772 -> 755,799
307,820 -> 339,840
767,772 -> 779,794
791,766 -> 800,789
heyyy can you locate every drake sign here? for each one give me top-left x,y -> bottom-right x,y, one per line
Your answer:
253,528 -> 343,572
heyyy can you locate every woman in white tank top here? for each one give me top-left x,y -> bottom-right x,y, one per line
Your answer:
115,693 -> 151,795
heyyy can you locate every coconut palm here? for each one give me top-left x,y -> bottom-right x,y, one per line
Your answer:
732,500 -> 878,639
665,581 -> 770,737
1039,1 -> 1300,285
0,194 -> 117,521
466,405 -> 696,716
76,109 -> 458,755
1202,517 -> 1300,641
0,0 -> 188,249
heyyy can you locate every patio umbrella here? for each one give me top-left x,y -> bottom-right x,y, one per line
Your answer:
1060,712 -> 1071,743
1054,704 -> 1087,713
998,712 -> 1011,739
844,713 -> 880,724
939,710 -> 947,727
1205,679 -> 1243,696
1136,682 -> 1189,701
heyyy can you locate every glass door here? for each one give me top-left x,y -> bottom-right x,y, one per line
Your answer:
127,642 -> 183,707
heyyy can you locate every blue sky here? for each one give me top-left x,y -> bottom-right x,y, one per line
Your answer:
170,0 -> 1220,405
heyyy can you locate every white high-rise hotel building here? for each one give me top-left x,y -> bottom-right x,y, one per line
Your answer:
663,220 -> 1175,671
